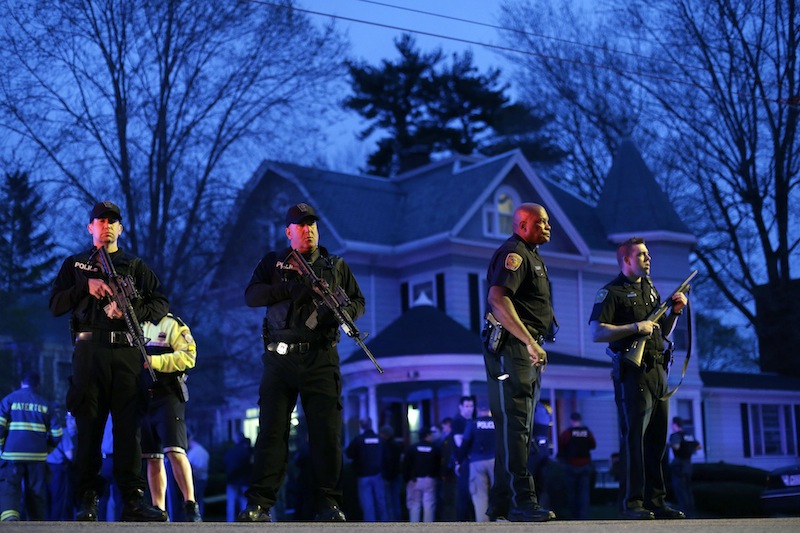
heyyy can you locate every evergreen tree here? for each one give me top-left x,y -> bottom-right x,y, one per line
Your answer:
0,171 -> 58,297
345,34 -> 561,176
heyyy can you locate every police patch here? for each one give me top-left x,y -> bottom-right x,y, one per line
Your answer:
505,253 -> 523,271
595,289 -> 609,304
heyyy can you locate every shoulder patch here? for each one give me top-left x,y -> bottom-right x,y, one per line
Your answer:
595,289 -> 609,304
504,253 -> 523,271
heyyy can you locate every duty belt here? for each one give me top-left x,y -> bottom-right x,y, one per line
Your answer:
75,331 -> 131,346
266,341 -> 313,355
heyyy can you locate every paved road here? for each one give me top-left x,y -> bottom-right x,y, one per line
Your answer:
1,518 -> 798,532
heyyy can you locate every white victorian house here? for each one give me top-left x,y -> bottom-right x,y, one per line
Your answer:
210,140 -> 800,473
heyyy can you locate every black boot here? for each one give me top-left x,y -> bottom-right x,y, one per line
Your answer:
75,491 -> 99,522
120,489 -> 168,522
236,504 -> 271,522
184,500 -> 202,522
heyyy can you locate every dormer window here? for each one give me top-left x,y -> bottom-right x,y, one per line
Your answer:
483,186 -> 519,237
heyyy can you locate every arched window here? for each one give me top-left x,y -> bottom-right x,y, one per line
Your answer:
483,186 -> 519,237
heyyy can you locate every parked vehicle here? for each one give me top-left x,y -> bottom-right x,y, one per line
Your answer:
761,464 -> 800,516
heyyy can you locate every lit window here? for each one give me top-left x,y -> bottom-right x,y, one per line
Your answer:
483,186 -> 520,237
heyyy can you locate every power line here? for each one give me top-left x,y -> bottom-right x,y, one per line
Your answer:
246,0 -> 689,83
354,0 -> 704,73
245,0 -> 794,107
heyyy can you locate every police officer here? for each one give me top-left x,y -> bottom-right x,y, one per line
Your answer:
557,412 -> 596,519
139,313 -> 201,522
237,202 -> 365,523
669,417 -> 701,515
482,203 -> 556,522
451,396 -> 476,521
403,428 -> 440,522
459,404 -> 496,522
589,237 -> 687,520
345,418 -> 387,521
49,200 -> 169,522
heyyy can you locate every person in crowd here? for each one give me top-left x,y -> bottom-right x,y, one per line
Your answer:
186,433 -> 209,518
224,431 -> 253,522
0,372 -> 62,521
378,425 -> 403,521
669,417 -> 701,515
139,313 -> 201,522
97,418 -> 122,521
236,202 -> 366,523
589,236 -> 687,520
557,412 -> 596,519
437,417 -> 457,521
459,404 -> 496,522
403,427 -> 440,522
451,395 -> 476,521
46,411 -> 77,520
49,200 -> 169,522
481,203 -> 557,523
345,418 -> 387,521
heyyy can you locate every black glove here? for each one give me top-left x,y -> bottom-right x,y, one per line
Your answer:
288,281 -> 314,306
316,306 -> 340,328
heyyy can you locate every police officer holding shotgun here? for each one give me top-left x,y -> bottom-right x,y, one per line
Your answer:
589,237 -> 687,520
237,202 -> 366,522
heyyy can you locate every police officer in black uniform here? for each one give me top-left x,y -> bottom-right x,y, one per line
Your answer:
589,237 -> 687,520
402,428 -> 441,522
482,202 -> 556,522
237,202 -> 365,523
49,201 -> 169,522
557,412 -> 596,519
668,417 -> 701,515
345,418 -> 387,521
459,404 -> 496,522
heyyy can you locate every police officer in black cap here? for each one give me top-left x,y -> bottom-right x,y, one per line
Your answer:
237,202 -> 366,522
49,201 -> 169,522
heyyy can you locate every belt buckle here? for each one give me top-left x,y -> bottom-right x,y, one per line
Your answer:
276,342 -> 289,355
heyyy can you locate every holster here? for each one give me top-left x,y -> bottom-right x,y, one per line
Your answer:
482,312 -> 508,354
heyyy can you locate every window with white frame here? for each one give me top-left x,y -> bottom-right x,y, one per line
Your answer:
747,403 -> 797,456
483,186 -> 520,237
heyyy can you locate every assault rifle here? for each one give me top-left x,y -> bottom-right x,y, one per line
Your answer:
287,249 -> 384,374
92,246 -> 157,382
621,270 -> 697,367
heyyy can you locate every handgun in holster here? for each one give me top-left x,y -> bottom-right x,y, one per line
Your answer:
483,312 -> 508,354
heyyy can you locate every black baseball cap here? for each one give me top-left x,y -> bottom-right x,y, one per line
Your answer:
90,201 -> 122,222
285,202 -> 318,227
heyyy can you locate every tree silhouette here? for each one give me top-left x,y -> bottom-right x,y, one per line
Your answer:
0,170 -> 58,296
345,34 -> 555,176
0,0 -> 348,314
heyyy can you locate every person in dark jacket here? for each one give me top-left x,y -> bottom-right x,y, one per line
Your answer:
224,432 -> 252,522
237,202 -> 366,523
557,412 -> 596,519
49,201 -> 169,522
378,425 -> 403,521
668,417 -> 701,515
459,404 -> 496,522
345,418 -> 387,521
403,427 -> 440,522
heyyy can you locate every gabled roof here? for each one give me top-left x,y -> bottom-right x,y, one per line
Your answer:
354,304 -> 482,360
263,154 -> 518,246
597,139 -> 691,236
